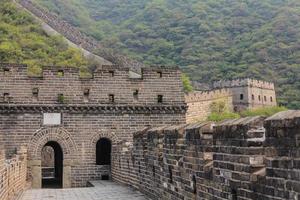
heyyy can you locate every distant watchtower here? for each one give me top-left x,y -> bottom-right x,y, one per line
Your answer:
212,78 -> 277,112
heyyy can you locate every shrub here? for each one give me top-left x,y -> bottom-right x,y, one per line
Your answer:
240,106 -> 287,117
181,73 -> 193,92
207,112 -> 240,122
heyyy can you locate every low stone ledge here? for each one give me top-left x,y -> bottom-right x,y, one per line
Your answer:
265,110 -> 300,128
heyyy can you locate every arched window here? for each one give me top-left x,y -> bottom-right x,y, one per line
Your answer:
96,138 -> 112,165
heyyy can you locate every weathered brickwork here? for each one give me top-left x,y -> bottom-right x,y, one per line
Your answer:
185,89 -> 233,123
0,64 -> 184,105
0,63 -> 186,188
0,146 -> 27,200
113,110 -> 300,200
251,111 -> 300,199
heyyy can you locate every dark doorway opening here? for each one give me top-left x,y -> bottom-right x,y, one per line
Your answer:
41,141 -> 63,188
96,138 -> 111,165
101,175 -> 109,180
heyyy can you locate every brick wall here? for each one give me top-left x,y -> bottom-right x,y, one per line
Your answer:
0,61 -> 186,187
251,110 -> 300,199
113,110 -> 300,200
185,89 -> 233,123
0,63 -> 185,106
0,147 -> 27,200
1,112 -> 186,187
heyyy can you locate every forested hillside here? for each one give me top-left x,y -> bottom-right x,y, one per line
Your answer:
0,0 -> 87,75
22,0 -> 300,108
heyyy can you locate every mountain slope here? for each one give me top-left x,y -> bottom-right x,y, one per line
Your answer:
32,0 -> 300,108
0,0 -> 87,74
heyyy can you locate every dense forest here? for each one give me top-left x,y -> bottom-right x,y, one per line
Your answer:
0,1 -> 87,75
32,0 -> 300,108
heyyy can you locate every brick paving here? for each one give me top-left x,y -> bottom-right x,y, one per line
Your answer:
21,181 -> 146,200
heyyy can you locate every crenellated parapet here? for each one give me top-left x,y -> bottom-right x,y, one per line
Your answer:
185,88 -> 232,103
0,63 -> 186,108
185,89 -> 233,123
213,78 -> 275,90
209,78 -> 277,112
113,110 -> 300,200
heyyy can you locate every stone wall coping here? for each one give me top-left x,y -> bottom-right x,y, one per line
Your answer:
133,122 -> 214,138
216,116 -> 264,127
265,110 -> 300,121
185,122 -> 214,133
133,127 -> 151,137
163,124 -> 188,132
132,111 -> 300,139
264,110 -> 300,128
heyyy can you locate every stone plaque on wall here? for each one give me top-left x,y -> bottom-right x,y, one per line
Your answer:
43,113 -> 61,125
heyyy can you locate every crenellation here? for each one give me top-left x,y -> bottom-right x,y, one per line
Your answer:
213,78 -> 275,90
185,88 -> 232,103
185,89 -> 233,123
185,77 -> 277,123
110,111 -> 300,200
0,1 -> 293,198
207,78 -> 278,112
0,63 -> 185,106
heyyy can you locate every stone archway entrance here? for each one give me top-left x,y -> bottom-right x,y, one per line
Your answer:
91,132 -> 119,180
28,127 -> 77,189
41,141 -> 63,188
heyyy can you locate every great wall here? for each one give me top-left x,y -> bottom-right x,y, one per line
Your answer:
113,111 -> 300,199
0,0 -> 296,200
17,0 -> 145,74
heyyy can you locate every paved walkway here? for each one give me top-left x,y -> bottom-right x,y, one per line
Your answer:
21,181 -> 146,200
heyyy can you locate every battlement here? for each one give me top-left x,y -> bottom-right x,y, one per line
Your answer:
113,110 -> 300,199
213,78 -> 275,90
0,63 -> 185,107
185,88 -> 232,103
0,63 -> 179,76
185,89 -> 233,123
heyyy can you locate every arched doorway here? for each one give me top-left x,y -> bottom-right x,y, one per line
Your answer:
41,141 -> 63,188
96,138 -> 112,166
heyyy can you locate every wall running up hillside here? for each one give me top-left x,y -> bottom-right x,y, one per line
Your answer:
17,0 -> 145,73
